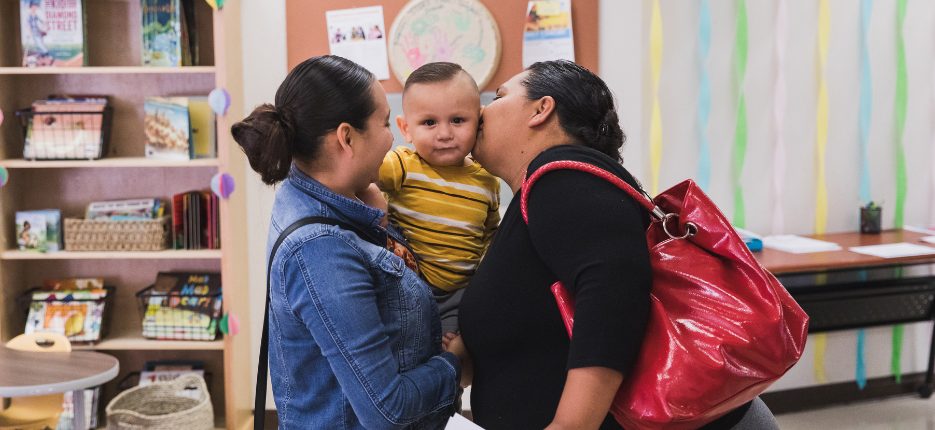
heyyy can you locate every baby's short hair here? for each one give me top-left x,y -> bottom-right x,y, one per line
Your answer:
403,62 -> 478,93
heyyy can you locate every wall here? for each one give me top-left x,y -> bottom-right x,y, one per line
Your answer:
284,0 -> 599,92
240,0 -> 935,409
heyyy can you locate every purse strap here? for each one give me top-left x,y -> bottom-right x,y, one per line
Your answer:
521,160 -> 659,224
254,216 -> 382,430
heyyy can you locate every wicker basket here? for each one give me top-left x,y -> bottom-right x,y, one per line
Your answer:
64,217 -> 169,251
105,374 -> 213,429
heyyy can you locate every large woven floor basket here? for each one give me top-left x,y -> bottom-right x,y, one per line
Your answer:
105,374 -> 213,429
65,217 -> 169,251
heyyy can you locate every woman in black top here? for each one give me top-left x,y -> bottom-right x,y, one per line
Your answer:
454,61 -> 777,429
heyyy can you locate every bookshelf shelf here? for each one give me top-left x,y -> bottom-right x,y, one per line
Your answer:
73,330 -> 224,351
0,250 -> 223,261
0,66 -> 217,75
0,157 -> 220,169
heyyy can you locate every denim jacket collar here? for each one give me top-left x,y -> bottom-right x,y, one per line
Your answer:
287,164 -> 384,229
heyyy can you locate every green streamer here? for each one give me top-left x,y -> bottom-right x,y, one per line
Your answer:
892,324 -> 904,382
732,0 -> 748,228
894,0 -> 908,228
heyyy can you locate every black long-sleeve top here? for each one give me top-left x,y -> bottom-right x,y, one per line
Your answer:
459,145 -> 749,429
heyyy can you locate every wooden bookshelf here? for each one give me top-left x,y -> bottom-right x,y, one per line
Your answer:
0,66 -> 217,75
0,0 -> 250,428
0,249 -> 223,260
0,157 -> 220,169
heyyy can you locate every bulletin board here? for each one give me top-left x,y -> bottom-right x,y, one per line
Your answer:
286,0 -> 599,92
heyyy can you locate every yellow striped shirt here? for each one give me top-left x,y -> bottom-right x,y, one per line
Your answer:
378,147 -> 500,292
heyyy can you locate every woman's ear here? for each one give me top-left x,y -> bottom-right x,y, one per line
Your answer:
528,96 -> 556,128
336,122 -> 354,150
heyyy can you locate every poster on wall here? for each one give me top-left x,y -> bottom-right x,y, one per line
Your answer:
522,0 -> 575,68
387,0 -> 501,88
326,6 -> 390,80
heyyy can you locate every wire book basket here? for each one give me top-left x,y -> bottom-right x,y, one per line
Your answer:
15,108 -> 113,160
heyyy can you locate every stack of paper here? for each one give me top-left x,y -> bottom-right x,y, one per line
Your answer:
921,236 -> 935,245
762,235 -> 842,254
849,243 -> 935,259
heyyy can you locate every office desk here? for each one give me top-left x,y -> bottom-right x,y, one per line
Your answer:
0,347 -> 119,430
754,230 -> 935,397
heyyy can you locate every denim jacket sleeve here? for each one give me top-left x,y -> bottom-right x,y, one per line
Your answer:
283,231 -> 460,429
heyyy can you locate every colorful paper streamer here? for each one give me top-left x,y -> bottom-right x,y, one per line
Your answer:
894,0 -> 908,228
649,0 -> 663,195
697,0 -> 712,191
814,333 -> 828,383
220,312 -> 239,336
814,0 -> 830,235
0,167 -> 8,188
204,0 -> 224,10
209,88 -> 231,116
892,324 -> 904,382
858,0 -> 873,205
771,0 -> 787,234
731,0 -> 748,228
211,172 -> 235,199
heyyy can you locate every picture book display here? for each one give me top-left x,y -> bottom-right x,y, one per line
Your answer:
16,209 -> 62,252
172,190 -> 219,249
140,272 -> 222,341
144,97 -> 190,160
20,0 -> 87,67
24,95 -> 109,160
24,278 -> 108,343
142,0 -> 200,67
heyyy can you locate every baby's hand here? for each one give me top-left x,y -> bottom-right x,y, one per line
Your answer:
441,331 -> 458,350
358,183 -> 389,226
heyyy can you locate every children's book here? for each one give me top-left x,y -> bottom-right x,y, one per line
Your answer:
26,96 -> 107,160
188,97 -> 216,159
142,0 -> 182,67
16,209 -> 61,252
25,287 -> 108,342
144,97 -> 190,160
20,0 -> 87,67
142,272 -> 222,340
86,198 -> 164,220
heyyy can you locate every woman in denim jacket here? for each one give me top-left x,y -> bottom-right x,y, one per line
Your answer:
232,55 -> 469,429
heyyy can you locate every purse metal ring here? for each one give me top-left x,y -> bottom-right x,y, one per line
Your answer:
662,213 -> 697,240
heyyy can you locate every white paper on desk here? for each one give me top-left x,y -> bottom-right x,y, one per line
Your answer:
326,6 -> 390,80
849,242 -> 935,258
446,414 -> 483,429
762,235 -> 842,254
921,236 -> 935,245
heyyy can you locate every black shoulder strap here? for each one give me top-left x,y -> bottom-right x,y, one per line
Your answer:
254,216 -> 382,429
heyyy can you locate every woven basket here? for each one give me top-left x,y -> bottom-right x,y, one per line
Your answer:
64,217 -> 169,251
105,374 -> 213,429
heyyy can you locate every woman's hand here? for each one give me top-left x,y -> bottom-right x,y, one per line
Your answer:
545,367 -> 623,430
357,183 -> 389,227
442,333 -> 473,388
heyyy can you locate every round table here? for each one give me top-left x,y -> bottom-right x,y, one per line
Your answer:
0,346 -> 119,430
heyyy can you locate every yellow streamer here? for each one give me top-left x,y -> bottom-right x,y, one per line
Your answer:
815,0 -> 829,234
649,0 -> 663,195
814,333 -> 828,383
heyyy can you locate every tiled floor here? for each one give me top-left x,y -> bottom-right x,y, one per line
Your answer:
776,395 -> 935,429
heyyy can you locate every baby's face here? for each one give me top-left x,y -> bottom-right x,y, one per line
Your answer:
400,75 -> 480,167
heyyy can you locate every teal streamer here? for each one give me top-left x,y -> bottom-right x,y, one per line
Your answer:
858,0 -> 873,204
698,0 -> 712,190
857,329 -> 867,389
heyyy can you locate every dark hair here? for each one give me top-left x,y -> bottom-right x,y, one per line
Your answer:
522,60 -> 625,161
231,55 -> 376,185
403,62 -> 478,94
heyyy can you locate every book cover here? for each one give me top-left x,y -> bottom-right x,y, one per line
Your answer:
15,210 -> 60,252
86,198 -> 160,220
144,97 -> 190,160
25,288 -> 107,342
20,0 -> 86,67
188,97 -> 216,159
141,0 -> 182,67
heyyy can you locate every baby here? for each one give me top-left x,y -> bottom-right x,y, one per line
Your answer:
369,62 -> 500,335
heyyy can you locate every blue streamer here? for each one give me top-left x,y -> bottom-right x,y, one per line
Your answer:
856,329 -> 867,389
697,0 -> 712,191
858,0 -> 873,204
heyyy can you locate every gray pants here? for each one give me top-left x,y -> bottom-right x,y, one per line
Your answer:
730,397 -> 779,430
431,287 -> 465,334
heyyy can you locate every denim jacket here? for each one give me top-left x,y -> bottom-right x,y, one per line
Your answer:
266,165 -> 460,429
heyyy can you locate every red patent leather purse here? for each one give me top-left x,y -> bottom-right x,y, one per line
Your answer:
521,161 -> 809,430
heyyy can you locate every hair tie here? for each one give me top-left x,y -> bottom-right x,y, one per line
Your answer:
598,122 -> 609,136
